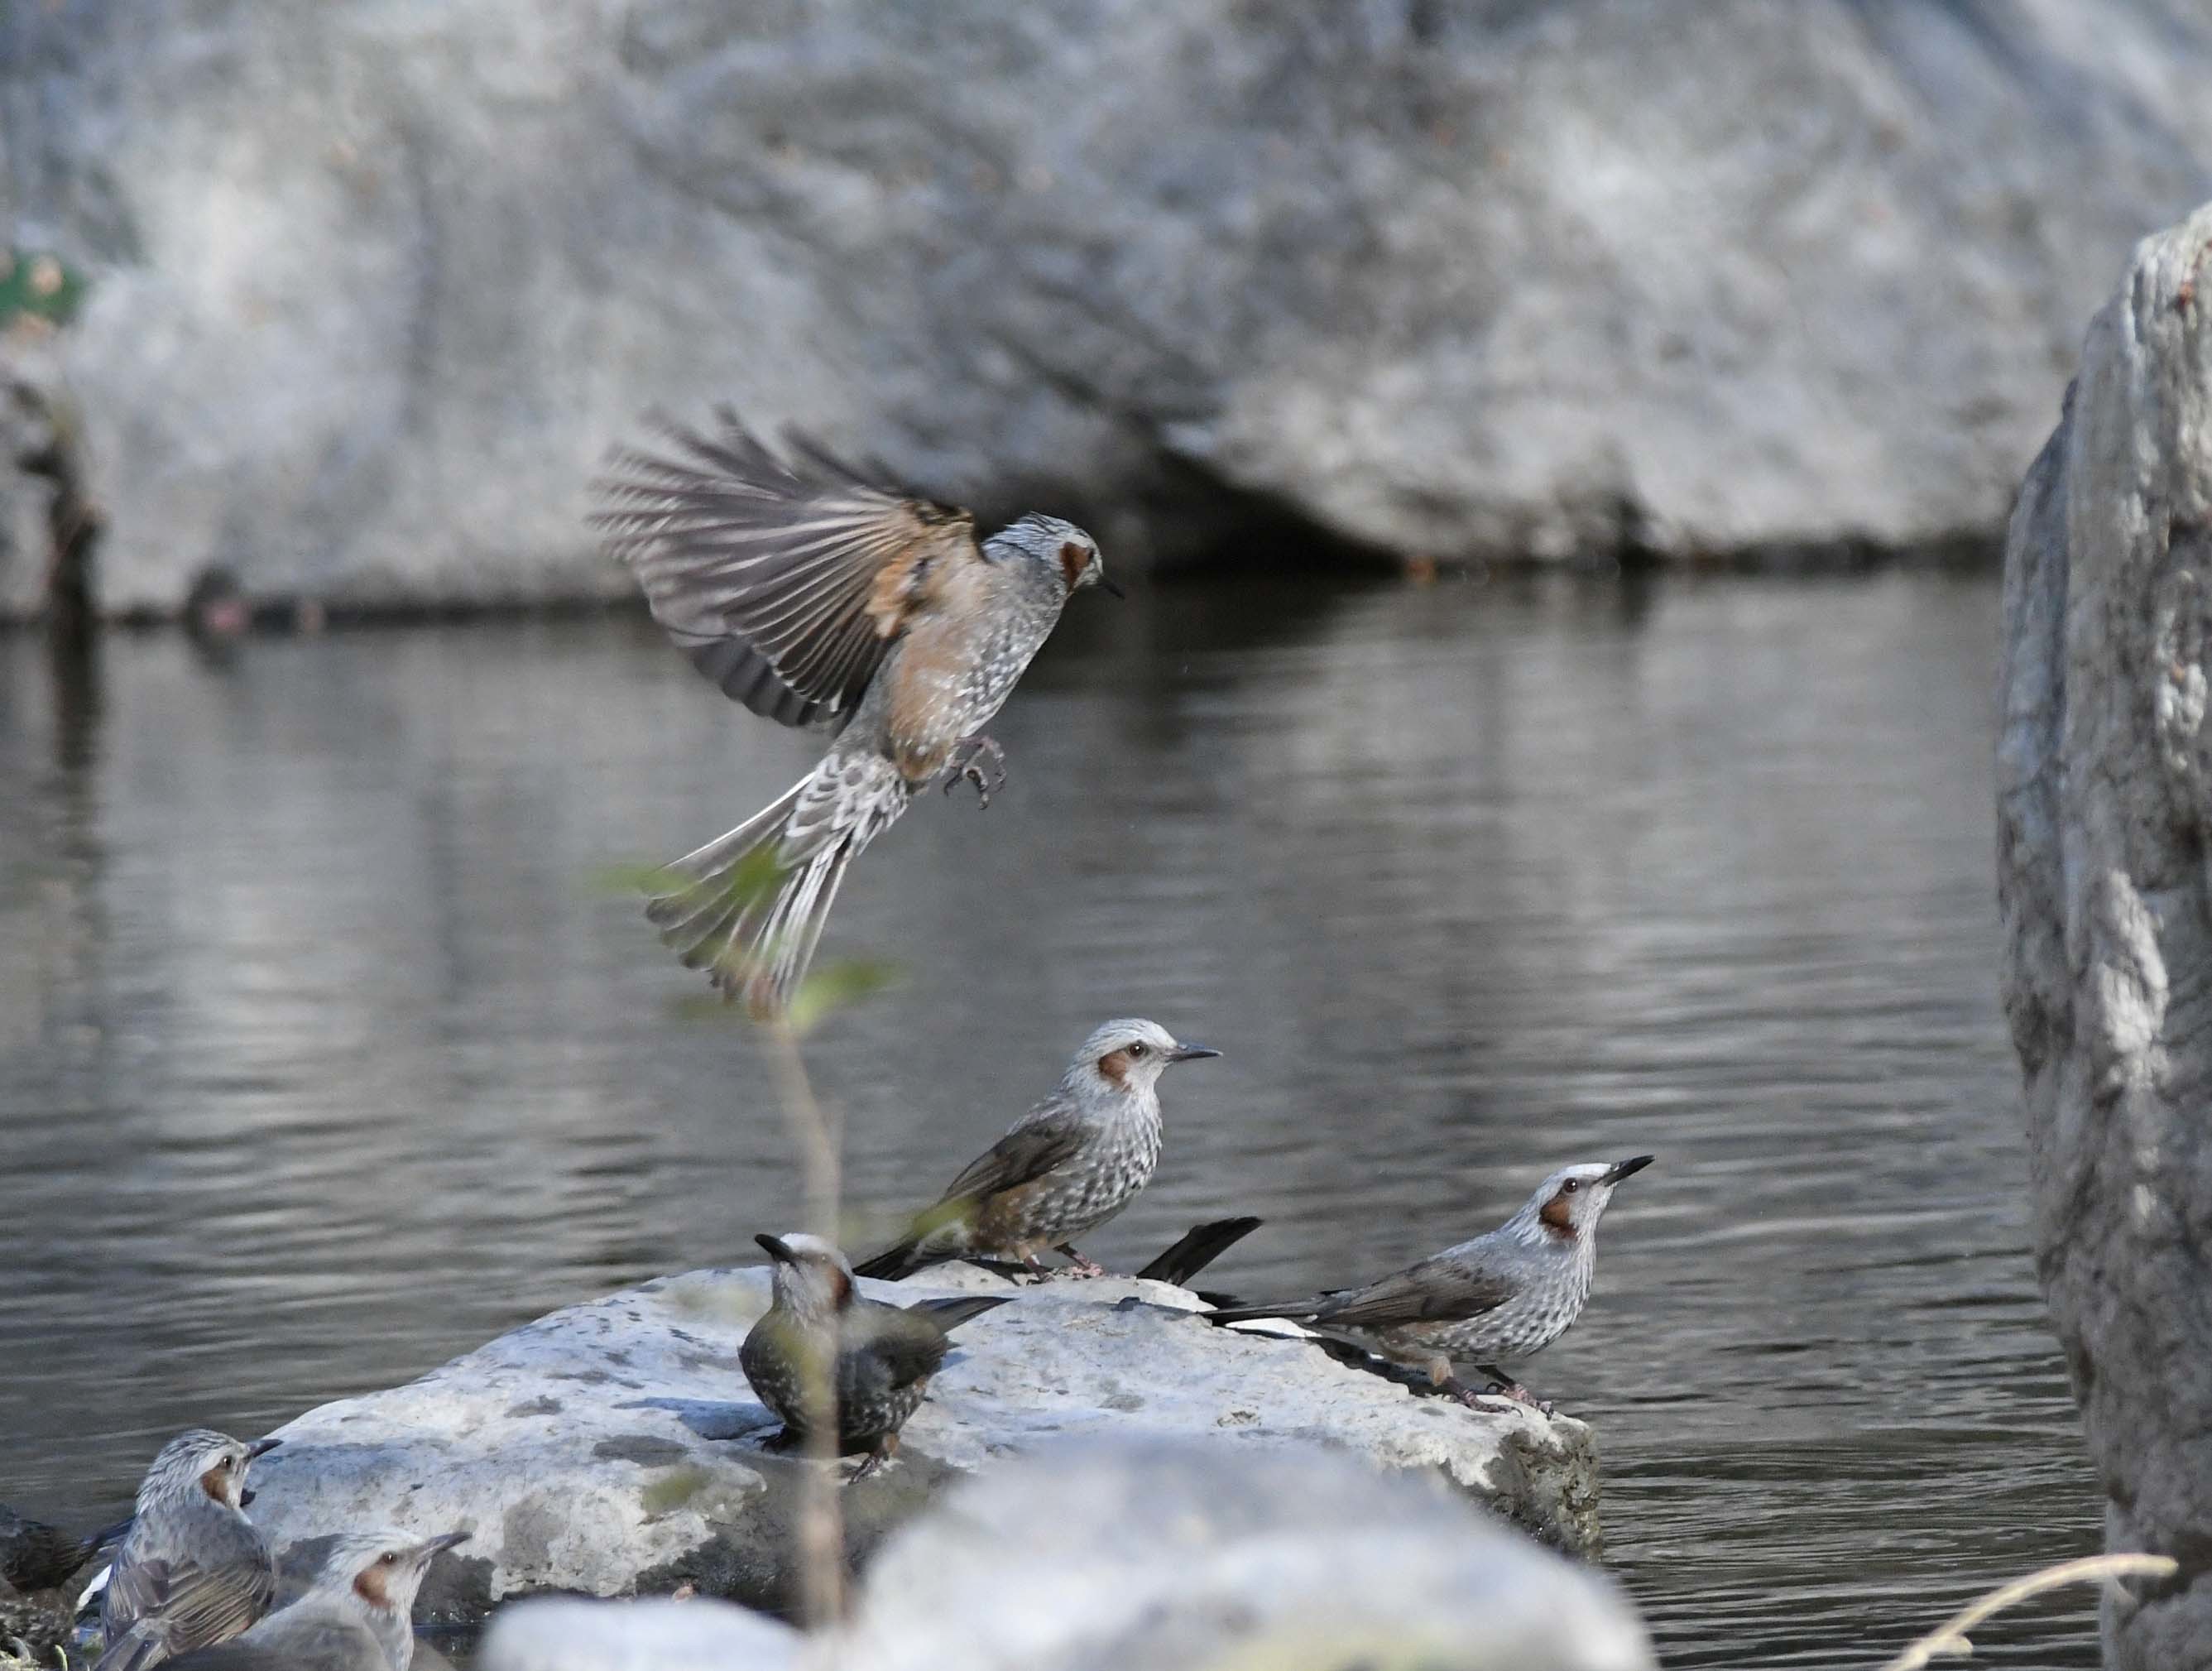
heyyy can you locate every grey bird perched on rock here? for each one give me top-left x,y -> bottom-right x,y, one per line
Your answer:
1209,1157 -> 1654,1413
95,1431 -> 279,1671
0,1502 -> 128,1594
159,1529 -> 468,1671
742,1233 -> 1010,1477
855,1020 -> 1221,1280
593,412 -> 1119,1015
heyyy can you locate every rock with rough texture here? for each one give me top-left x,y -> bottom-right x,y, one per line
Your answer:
7,1 -> 2212,610
244,1264 -> 1597,1625
478,1597 -> 800,1671
1998,200 -> 2212,1669
838,1438 -> 1648,1671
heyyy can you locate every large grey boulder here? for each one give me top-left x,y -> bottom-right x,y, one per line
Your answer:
1998,201 -> 2212,1668
246,1264 -> 1598,1626
7,1 -> 2212,611
477,1441 -> 1649,1671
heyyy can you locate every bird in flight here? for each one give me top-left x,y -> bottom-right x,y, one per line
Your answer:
594,411 -> 1117,1015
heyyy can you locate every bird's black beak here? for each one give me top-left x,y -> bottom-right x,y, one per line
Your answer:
415,1530 -> 470,1559
756,1232 -> 794,1264
1605,1155 -> 1655,1184
246,1438 -> 282,1460
1167,1043 -> 1221,1063
1098,575 -> 1125,599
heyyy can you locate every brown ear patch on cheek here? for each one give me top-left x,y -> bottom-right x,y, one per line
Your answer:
354,1563 -> 391,1608
827,1265 -> 856,1309
1058,541 -> 1090,588
1097,1048 -> 1130,1088
1538,1191 -> 1576,1237
199,1465 -> 230,1505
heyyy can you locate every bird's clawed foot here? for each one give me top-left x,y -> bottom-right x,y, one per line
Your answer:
1440,1376 -> 1515,1413
942,735 -> 1008,808
1483,1378 -> 1554,1417
1055,1244 -> 1107,1279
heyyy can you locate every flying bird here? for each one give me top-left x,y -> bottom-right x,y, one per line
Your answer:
1208,1156 -> 1653,1413
593,411 -> 1118,1014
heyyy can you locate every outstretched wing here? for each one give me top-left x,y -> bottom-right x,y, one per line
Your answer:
1308,1254 -> 1519,1331
593,409 -> 984,728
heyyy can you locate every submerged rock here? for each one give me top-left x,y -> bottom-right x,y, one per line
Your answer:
1998,199 -> 2212,1669
478,1440 -> 1648,1671
247,1265 -> 1597,1624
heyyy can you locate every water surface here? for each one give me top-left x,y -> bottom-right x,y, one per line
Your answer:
0,569 -> 2096,1665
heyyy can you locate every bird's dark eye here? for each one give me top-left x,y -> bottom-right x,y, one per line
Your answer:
1126,1041 -> 1148,1058
1562,1179 -> 1580,1193
379,1553 -> 398,1566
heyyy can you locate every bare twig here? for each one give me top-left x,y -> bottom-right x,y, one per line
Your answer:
761,1013 -> 847,1626
1879,1553 -> 2178,1671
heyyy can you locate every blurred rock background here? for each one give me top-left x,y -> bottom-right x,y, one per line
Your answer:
2,0 -> 2211,614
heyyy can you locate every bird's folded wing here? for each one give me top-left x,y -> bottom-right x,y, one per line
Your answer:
936,1116 -> 1091,1207
841,1308 -> 952,1402
1312,1256 -> 1518,1328
593,409 -> 983,729
99,1553 -> 274,1666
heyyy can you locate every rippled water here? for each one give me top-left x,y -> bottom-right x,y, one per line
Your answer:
0,569 -> 2096,1666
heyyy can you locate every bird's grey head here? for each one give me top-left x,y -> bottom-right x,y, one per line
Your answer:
756,1232 -> 857,1319
1513,1156 -> 1653,1246
312,1528 -> 469,1667
141,1429 -> 280,1515
991,514 -> 1119,598
1063,1018 -> 1221,1102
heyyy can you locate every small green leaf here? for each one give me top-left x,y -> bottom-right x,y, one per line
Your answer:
785,957 -> 903,1035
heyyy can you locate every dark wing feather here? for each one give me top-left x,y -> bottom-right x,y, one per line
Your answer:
592,409 -> 982,728
841,1304 -> 953,1405
1308,1256 -> 1518,1330
938,1115 -> 1091,1207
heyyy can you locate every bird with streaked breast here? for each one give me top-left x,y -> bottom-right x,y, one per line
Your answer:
593,411 -> 1119,1016
95,1430 -> 280,1671
741,1232 -> 1010,1478
854,1019 -> 1221,1281
1208,1156 -> 1653,1414
157,1529 -> 468,1671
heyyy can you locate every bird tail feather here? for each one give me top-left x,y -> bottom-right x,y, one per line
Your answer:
1204,1301 -> 1312,1326
905,1295 -> 1014,1332
853,1240 -> 929,1282
1136,1217 -> 1264,1287
645,752 -> 910,1016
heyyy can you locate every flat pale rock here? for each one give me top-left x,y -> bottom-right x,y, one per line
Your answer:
246,1265 -> 1598,1623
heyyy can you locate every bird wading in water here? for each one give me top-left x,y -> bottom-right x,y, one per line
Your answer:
856,1019 -> 1220,1281
159,1529 -> 468,1671
593,412 -> 1118,1015
95,1431 -> 279,1671
741,1233 -> 1010,1478
1208,1156 -> 1653,1414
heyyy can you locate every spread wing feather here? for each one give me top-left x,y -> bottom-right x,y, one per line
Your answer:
592,408 -> 982,729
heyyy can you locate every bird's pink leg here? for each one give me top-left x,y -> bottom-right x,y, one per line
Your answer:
942,735 -> 1007,807
1477,1366 -> 1554,1416
1054,1243 -> 1107,1279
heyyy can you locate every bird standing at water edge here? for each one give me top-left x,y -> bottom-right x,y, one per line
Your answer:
95,1431 -> 279,1671
741,1232 -> 1010,1478
593,411 -> 1119,1015
855,1019 -> 1221,1280
1208,1155 -> 1653,1414
157,1529 -> 468,1671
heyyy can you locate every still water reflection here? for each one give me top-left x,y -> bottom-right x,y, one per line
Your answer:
0,570 -> 2094,1666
